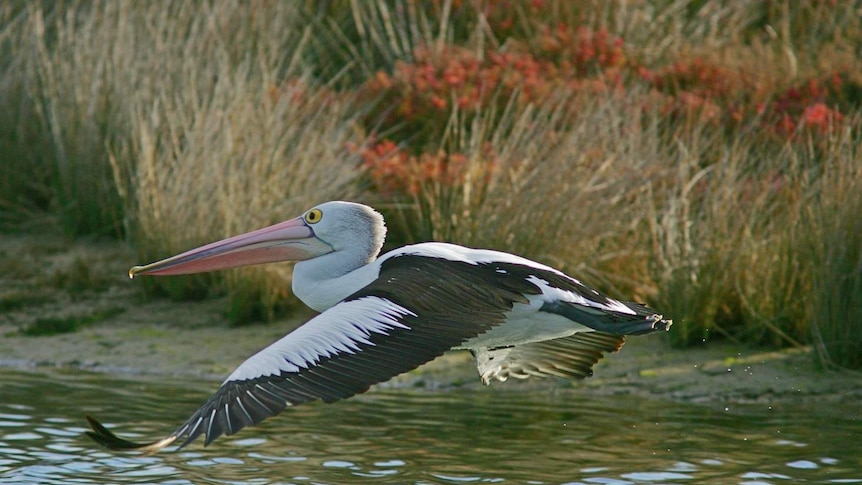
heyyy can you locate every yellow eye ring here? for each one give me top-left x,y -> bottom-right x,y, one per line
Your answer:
305,208 -> 323,224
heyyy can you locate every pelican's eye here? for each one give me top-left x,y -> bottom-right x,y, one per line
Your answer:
304,208 -> 323,224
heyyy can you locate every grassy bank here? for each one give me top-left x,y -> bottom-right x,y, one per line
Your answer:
0,1 -> 859,368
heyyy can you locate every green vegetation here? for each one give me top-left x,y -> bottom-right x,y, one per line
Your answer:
0,291 -> 54,313
0,1 -> 859,367
17,306 -> 125,337
806,144 -> 862,370
48,256 -> 112,292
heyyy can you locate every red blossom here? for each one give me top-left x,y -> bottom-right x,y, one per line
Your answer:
430,95 -> 447,110
758,74 -> 851,139
800,102 -> 843,132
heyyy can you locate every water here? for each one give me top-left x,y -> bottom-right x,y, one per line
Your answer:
0,368 -> 859,484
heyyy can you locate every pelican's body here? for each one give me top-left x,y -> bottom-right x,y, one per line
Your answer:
296,241 -> 644,353
86,201 -> 671,453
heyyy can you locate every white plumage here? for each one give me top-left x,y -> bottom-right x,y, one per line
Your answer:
226,296 -> 414,382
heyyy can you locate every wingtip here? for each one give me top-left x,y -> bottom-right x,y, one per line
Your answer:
85,414 -> 178,455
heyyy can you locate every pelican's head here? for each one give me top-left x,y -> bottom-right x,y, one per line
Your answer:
129,201 -> 386,278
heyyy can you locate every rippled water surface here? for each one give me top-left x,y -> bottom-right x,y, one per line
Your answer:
1,367 -> 860,484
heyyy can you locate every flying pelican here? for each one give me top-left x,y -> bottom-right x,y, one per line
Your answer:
86,201 -> 671,453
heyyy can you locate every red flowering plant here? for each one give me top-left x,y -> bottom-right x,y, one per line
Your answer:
359,22 -> 633,198
353,137 -> 499,197
359,47 -> 533,195
640,57 -> 756,127
758,74 -> 851,140
530,24 -> 627,79
641,55 -> 856,142
363,45 -> 558,146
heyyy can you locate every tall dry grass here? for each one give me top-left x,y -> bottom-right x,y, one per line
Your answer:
393,91 -> 662,298
101,2 -> 367,322
111,78 -> 365,323
803,130 -> 862,369
642,128 -> 812,347
1,0 -> 860,365
310,0 -> 449,84
1,1 -> 368,322
1,2 -> 124,233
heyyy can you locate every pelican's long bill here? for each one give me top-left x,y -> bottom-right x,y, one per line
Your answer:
129,216 -> 333,278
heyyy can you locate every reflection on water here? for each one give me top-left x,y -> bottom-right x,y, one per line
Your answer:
0,367 -> 860,484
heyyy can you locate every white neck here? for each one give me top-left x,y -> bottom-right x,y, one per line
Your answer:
292,249 -> 382,312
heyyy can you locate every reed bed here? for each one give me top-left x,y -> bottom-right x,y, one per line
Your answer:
1,1 -> 367,321
0,1 -> 859,366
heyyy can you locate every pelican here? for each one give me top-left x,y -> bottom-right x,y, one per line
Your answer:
86,201 -> 671,453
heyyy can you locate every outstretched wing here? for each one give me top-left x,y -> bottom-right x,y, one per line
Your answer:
86,254 -> 542,452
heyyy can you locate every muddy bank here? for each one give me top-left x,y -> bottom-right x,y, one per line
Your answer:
2,232 -> 860,405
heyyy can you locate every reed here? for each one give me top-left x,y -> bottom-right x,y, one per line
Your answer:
391,90 -> 662,299
98,3 -> 367,323
1,1 -> 368,322
803,130 -> 862,369
1,2 -> 125,234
